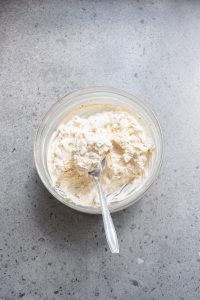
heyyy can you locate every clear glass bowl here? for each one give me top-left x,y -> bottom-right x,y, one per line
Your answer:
34,87 -> 163,214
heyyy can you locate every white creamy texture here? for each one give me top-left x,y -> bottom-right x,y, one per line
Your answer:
47,110 -> 154,207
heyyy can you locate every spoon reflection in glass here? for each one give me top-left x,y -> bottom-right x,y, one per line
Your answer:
89,158 -> 119,254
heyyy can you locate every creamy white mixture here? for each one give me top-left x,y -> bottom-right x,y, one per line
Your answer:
47,109 -> 154,207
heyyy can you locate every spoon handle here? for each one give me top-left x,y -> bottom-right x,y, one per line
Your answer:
95,177 -> 119,254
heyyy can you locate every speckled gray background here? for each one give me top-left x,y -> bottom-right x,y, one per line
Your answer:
1,0 -> 200,299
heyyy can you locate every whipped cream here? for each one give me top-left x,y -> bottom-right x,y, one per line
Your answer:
47,109 -> 154,207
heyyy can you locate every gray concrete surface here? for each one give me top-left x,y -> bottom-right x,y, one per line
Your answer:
1,0 -> 200,299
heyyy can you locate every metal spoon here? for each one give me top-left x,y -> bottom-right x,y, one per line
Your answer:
89,158 -> 119,253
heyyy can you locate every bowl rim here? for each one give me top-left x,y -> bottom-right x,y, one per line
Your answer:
34,86 -> 164,214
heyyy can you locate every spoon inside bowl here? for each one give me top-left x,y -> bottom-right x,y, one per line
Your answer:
89,158 -> 119,254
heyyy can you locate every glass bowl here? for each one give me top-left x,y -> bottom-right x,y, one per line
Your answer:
34,87 -> 163,214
